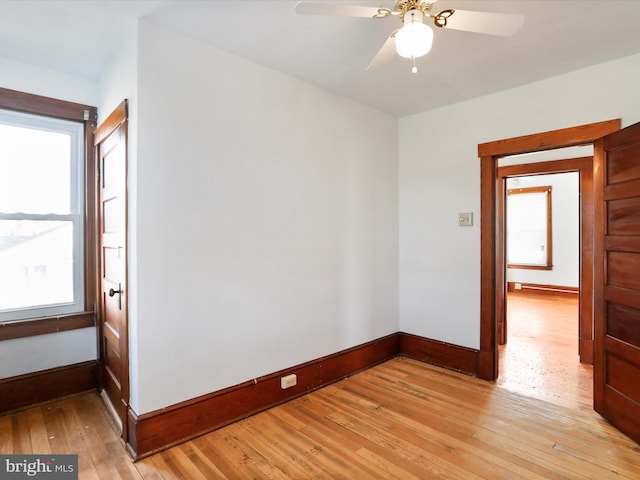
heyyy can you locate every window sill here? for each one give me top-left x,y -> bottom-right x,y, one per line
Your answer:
0,312 -> 95,341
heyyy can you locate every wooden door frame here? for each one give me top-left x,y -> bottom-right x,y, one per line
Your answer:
477,119 -> 620,381
498,156 -> 593,363
94,100 -> 129,439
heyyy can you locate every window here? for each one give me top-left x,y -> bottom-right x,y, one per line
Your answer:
0,88 -> 96,336
0,110 -> 85,320
506,185 -> 553,270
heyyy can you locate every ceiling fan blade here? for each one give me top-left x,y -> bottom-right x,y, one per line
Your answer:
437,9 -> 525,37
294,2 -> 385,18
367,33 -> 397,71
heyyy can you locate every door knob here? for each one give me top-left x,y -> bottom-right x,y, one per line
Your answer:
108,283 -> 123,310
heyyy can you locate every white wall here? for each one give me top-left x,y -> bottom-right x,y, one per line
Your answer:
506,173 -> 579,288
132,21 -> 399,414
0,56 -> 99,379
399,52 -> 640,350
0,56 -> 98,106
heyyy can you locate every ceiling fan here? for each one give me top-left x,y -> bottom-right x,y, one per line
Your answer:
294,0 -> 525,73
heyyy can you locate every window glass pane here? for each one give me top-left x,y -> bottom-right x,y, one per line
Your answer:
0,124 -> 71,214
507,187 -> 551,268
508,193 -> 547,264
0,108 -> 84,322
0,220 -> 74,312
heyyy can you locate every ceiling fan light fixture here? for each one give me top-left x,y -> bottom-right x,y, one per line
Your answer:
395,10 -> 433,59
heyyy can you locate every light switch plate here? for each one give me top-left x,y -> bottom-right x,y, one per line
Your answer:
459,212 -> 473,226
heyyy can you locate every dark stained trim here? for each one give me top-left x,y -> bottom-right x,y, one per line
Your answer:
127,331 -> 485,459
0,87 -> 98,341
399,333 -> 480,376
478,119 -> 621,380
128,334 -> 400,459
0,86 -> 97,123
0,361 -> 98,413
94,99 -> 127,146
0,312 -> 95,341
507,282 -> 579,297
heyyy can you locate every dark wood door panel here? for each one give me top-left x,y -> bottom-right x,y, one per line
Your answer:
607,302 -> 640,348
606,350 -> 640,398
104,340 -> 123,382
595,121 -> 640,445
607,197 -> 640,235
605,178 -> 640,202
607,252 -> 640,291
606,142 -> 640,184
604,336 -> 640,367
602,387 -> 640,439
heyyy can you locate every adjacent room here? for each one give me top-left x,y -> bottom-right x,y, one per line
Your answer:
1,1 -> 640,478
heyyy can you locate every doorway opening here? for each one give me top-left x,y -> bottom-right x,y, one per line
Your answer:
495,164 -> 592,409
476,119 -> 620,383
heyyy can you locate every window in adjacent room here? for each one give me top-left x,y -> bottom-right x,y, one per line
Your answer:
506,185 -> 553,270
0,109 -> 85,321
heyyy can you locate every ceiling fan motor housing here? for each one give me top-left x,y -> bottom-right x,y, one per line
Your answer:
395,0 -> 436,19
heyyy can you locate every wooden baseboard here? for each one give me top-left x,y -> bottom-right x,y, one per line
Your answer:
128,334 -> 400,459
0,361 -> 98,413
126,331 -> 485,458
507,282 -> 579,297
399,333 -> 480,376
128,331 -> 483,459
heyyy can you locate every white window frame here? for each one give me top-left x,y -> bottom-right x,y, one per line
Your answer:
0,109 -> 85,322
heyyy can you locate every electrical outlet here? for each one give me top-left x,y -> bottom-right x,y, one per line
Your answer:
515,282 -> 522,290
280,374 -> 297,389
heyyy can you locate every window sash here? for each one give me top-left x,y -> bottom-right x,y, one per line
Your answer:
0,110 -> 85,322
506,185 -> 553,270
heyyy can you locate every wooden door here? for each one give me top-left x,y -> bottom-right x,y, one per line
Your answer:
95,100 -> 129,438
594,121 -> 640,444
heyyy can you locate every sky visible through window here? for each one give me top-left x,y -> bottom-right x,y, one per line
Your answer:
0,124 -> 70,214
0,123 -> 75,313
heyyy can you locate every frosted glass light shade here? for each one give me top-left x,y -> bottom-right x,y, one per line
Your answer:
395,12 -> 434,59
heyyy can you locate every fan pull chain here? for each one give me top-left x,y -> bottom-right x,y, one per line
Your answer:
411,55 -> 418,73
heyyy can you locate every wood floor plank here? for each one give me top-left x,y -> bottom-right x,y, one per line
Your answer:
240,411 -> 351,479
11,412 -> 32,453
26,407 -> 50,454
159,446 -> 211,480
196,426 -> 283,480
182,442 -> 238,480
0,415 -> 12,453
327,379 -> 553,480
353,446 -> 423,480
317,383 -> 547,480
133,457 -> 166,480
190,434 -> 253,480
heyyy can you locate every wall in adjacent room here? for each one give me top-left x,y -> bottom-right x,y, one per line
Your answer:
506,172 -> 579,288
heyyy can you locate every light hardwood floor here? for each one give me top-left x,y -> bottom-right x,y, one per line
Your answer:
2,353 -> 640,479
498,292 -> 593,411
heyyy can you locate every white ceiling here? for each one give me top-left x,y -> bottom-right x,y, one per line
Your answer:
1,0 -> 640,117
